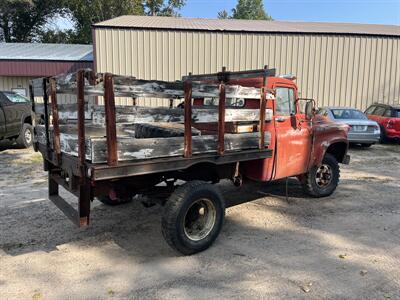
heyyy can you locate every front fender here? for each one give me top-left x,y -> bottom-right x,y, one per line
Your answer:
310,125 -> 349,167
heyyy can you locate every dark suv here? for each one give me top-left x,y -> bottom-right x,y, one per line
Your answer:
0,91 -> 34,148
365,103 -> 400,143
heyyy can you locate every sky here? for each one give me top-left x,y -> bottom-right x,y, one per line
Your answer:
180,0 -> 400,25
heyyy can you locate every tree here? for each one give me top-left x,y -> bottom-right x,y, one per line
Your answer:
144,0 -> 185,16
218,0 -> 273,20
0,0 -> 62,42
64,0 -> 144,44
65,0 -> 186,44
217,10 -> 230,20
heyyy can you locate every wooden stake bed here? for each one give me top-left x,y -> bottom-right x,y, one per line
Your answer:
31,67 -> 276,227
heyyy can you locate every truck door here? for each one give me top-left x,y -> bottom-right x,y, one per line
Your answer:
273,85 -> 312,179
0,102 -> 6,137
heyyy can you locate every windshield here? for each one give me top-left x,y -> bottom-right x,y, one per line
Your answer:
331,109 -> 367,120
3,92 -> 30,103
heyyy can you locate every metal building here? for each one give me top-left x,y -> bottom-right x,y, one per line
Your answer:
93,16 -> 400,109
0,43 -> 93,101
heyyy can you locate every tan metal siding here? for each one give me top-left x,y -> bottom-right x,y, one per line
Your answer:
94,28 -> 400,109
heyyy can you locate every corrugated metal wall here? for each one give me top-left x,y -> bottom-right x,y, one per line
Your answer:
0,76 -> 32,96
0,76 -> 76,104
94,28 -> 400,110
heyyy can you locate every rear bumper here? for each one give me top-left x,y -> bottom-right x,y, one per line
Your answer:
348,132 -> 380,144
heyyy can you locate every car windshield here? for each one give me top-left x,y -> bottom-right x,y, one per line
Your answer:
331,109 -> 367,120
3,92 -> 30,103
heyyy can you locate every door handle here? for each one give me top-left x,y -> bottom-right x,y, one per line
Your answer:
276,117 -> 285,122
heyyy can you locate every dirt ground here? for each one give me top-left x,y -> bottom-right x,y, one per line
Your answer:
0,142 -> 399,300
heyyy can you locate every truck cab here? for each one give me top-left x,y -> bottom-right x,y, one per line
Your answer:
194,76 -> 350,197
0,91 -> 33,148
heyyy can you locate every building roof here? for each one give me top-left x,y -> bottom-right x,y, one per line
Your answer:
0,43 -> 93,62
94,16 -> 400,37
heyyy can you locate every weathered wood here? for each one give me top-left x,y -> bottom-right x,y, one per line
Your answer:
92,106 -> 273,125
89,132 -> 272,163
35,103 -> 93,121
53,76 -> 263,99
35,125 -> 271,164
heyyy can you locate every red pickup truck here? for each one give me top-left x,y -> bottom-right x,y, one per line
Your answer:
33,68 -> 350,255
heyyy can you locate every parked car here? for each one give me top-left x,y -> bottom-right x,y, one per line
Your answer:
317,107 -> 380,147
365,103 -> 400,143
0,91 -> 34,148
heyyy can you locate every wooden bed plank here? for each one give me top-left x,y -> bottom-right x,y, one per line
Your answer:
35,125 -> 271,163
92,106 -> 273,124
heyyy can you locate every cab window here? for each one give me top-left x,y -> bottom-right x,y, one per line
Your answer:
373,106 -> 386,116
383,109 -> 392,117
275,87 -> 295,116
365,105 -> 376,114
3,92 -> 30,103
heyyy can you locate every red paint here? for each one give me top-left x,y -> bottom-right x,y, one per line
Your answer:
366,104 -> 400,140
193,76 -> 349,182
0,60 -> 92,77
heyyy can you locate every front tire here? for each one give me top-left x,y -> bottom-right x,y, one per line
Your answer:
161,181 -> 225,255
301,153 -> 340,197
16,123 -> 33,148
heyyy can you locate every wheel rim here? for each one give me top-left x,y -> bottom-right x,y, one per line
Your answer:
183,198 -> 217,241
315,164 -> 333,187
24,128 -> 32,144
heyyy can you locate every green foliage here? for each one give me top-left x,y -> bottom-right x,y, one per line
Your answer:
217,10 -> 230,20
61,0 -> 186,44
0,0 -> 186,44
0,0 -> 62,42
64,0 -> 145,44
144,0 -> 185,16
218,0 -> 273,21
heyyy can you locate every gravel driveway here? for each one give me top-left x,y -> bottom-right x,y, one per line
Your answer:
0,143 -> 399,299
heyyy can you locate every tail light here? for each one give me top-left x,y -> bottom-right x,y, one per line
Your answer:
387,120 -> 394,129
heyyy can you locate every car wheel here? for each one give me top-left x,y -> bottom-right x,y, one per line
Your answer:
379,126 -> 387,143
161,181 -> 225,255
16,123 -> 33,148
301,153 -> 340,197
